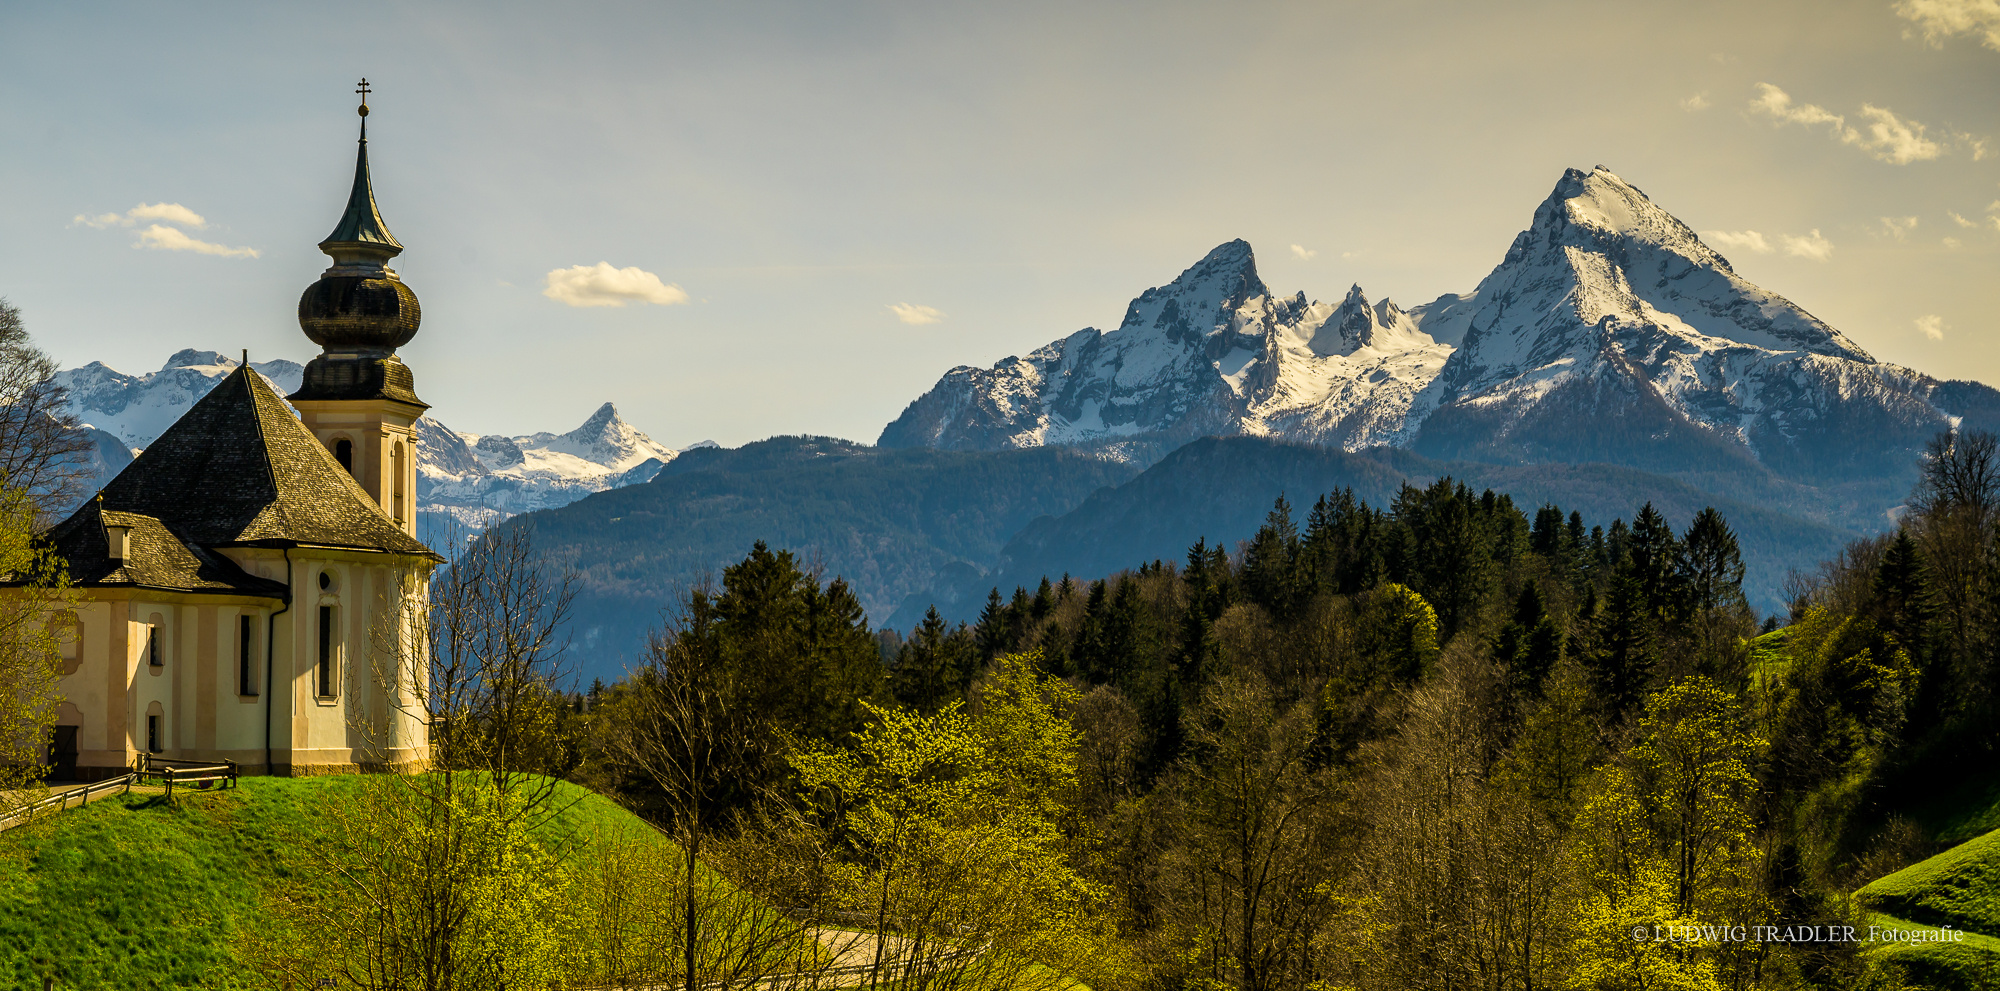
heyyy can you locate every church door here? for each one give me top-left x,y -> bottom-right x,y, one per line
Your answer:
48,726 -> 78,780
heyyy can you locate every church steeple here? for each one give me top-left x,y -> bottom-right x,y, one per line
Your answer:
320,79 -> 403,269
289,79 -> 428,535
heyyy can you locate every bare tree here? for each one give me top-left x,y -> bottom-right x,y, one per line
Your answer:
0,298 -> 91,517
254,522 -> 588,991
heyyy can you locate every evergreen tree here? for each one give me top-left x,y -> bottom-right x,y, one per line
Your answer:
1243,496 -> 1302,617
1678,507 -> 1746,614
1495,580 -> 1564,700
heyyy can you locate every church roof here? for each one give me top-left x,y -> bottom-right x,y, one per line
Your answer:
44,365 -> 440,592
42,502 -> 291,597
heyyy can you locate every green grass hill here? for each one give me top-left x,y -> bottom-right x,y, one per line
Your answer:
0,776 -> 670,990
1856,825 -> 2000,989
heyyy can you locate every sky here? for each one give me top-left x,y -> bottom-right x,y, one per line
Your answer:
3,0 -> 1997,447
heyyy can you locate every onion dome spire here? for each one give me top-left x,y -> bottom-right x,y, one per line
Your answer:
290,79 -> 426,409
320,77 -> 403,270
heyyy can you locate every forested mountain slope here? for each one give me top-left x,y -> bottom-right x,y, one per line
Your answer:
504,436 -> 1141,681
899,435 -> 1853,627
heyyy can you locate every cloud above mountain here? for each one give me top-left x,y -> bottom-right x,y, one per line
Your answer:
72,202 -> 210,229
1896,0 -> 2000,52
71,201 -> 259,258
1749,83 -> 1950,164
135,224 -> 260,258
543,262 -> 689,308
1700,228 -> 1834,260
888,302 -> 943,325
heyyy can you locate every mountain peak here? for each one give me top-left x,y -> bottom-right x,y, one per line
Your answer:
574,402 -> 621,437
1114,239 -> 1268,338
166,349 -> 234,369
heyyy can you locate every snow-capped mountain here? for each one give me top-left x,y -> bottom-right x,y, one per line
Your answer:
56,350 -> 686,526
882,166 -> 1996,491
58,349 -> 306,452
420,402 -> 685,525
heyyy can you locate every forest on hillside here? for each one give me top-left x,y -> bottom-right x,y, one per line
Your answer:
48,424 -> 1994,990
404,427 -> 1991,991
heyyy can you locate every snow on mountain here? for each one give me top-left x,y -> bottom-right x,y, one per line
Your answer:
883,166 -> 1990,488
877,240 -> 1454,453
57,349 -> 304,453
422,402 -> 681,524
56,352 -> 680,526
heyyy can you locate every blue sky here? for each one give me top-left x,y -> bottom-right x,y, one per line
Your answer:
4,0 -> 1997,445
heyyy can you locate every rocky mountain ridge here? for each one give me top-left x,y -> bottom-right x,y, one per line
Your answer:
880,167 -> 1998,510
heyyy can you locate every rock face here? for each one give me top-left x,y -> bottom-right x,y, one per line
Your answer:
57,353 -> 681,528
880,167 -> 1999,491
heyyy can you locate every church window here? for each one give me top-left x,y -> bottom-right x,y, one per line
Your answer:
318,605 -> 338,699
391,442 -> 407,521
238,614 -> 257,696
146,623 -> 162,667
54,611 -> 81,676
146,714 -> 162,754
335,438 -> 354,472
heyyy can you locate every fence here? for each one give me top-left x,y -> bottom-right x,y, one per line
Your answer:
0,756 -> 240,833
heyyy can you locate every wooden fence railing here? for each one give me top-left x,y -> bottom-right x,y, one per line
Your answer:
134,755 -> 238,799
0,756 -> 240,833
0,774 -> 133,833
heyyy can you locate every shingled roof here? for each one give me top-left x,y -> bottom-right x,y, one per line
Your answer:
42,365 -> 440,592
41,501 -> 290,596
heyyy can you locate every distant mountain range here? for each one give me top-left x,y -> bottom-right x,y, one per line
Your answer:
882,167 -> 2000,531
55,349 -> 699,526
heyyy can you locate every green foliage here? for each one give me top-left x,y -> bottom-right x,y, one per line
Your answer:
0,776 -> 668,990
789,652 -> 1127,991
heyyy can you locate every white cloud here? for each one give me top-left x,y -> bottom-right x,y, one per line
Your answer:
1945,236 -> 1965,248
1916,315 -> 1948,341
542,262 -> 688,308
72,202 -> 208,229
1853,104 -> 1945,163
1289,244 -> 1318,261
888,302 -> 943,325
1701,229 -> 1774,254
134,224 -> 259,258
1748,83 -> 1947,164
1951,210 -> 1978,227
1680,92 -> 1712,111
1881,215 -> 1920,239
1895,0 -> 2000,52
1780,229 -> 1835,260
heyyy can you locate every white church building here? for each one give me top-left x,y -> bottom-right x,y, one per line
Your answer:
31,91 -> 440,778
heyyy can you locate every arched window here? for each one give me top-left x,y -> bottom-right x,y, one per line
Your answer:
52,611 -> 81,676
317,605 -> 340,699
334,437 -> 354,473
146,612 -> 166,670
391,441 -> 407,522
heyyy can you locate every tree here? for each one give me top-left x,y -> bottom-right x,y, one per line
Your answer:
600,607 -> 819,991
1162,672 -> 1343,991
893,605 -> 972,713
789,652 -> 1124,991
262,521 -> 584,990
1679,508 -> 1746,614
0,482 -> 69,821
0,298 -> 91,517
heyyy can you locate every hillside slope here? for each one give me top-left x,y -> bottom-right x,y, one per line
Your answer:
1856,827 -> 2000,989
0,777 -> 665,990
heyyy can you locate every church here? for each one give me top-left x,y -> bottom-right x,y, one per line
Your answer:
34,89 -> 439,779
